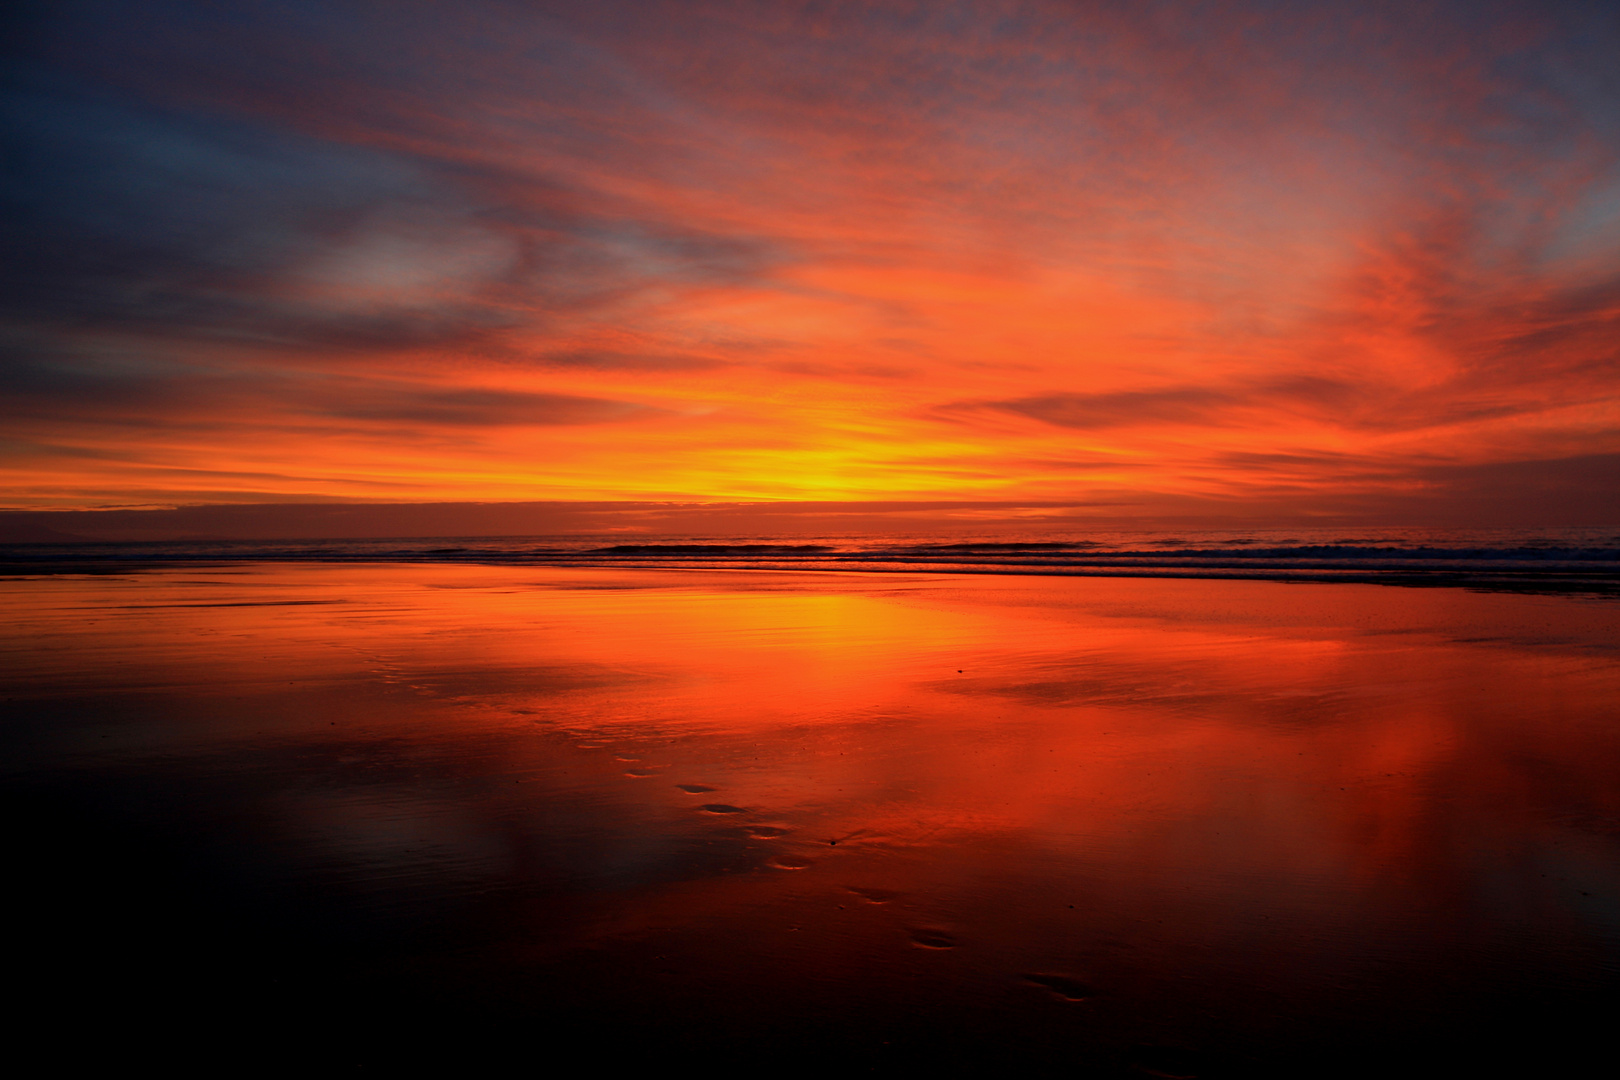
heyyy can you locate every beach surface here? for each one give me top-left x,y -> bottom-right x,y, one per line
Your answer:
6,563 -> 1620,1073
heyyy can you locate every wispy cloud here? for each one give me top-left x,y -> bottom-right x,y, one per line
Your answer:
4,1 -> 1619,517
319,387 -> 657,427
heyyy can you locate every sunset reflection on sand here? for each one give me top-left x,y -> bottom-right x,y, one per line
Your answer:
6,565 -> 1619,1072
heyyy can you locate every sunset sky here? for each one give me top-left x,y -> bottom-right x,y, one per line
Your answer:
4,1 -> 1619,526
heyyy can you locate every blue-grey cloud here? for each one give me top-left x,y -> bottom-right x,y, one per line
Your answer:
320,387 -> 655,427
0,27 -> 786,357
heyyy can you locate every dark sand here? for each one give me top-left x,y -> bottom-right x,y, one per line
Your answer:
5,564 -> 1620,1073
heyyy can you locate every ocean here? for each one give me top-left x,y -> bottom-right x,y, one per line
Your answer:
6,524 -> 1620,593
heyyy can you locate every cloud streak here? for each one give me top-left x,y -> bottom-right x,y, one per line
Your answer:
3,1 -> 1619,519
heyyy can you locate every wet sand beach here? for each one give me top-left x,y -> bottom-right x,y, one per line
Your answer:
5,563 -> 1620,1074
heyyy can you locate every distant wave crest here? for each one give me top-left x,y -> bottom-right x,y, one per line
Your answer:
5,532 -> 1619,595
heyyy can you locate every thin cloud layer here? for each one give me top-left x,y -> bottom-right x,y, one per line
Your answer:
3,0 -> 1619,519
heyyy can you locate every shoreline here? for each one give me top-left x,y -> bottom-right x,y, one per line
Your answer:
4,553 -> 1618,596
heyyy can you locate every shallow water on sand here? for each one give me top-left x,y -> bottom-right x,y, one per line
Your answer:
5,564 -> 1620,1073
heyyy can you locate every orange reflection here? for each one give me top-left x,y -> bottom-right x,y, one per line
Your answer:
6,565 -> 1620,1069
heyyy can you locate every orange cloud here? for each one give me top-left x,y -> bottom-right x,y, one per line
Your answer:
4,1 -> 1618,519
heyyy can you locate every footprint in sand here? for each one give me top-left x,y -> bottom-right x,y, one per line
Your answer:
769,856 -> 813,870
908,928 -> 957,950
699,803 -> 747,814
1126,1045 -> 1213,1079
847,887 -> 899,904
676,784 -> 716,793
1022,972 -> 1096,1001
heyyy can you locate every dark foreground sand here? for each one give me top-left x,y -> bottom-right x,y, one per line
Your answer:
5,564 -> 1620,1074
